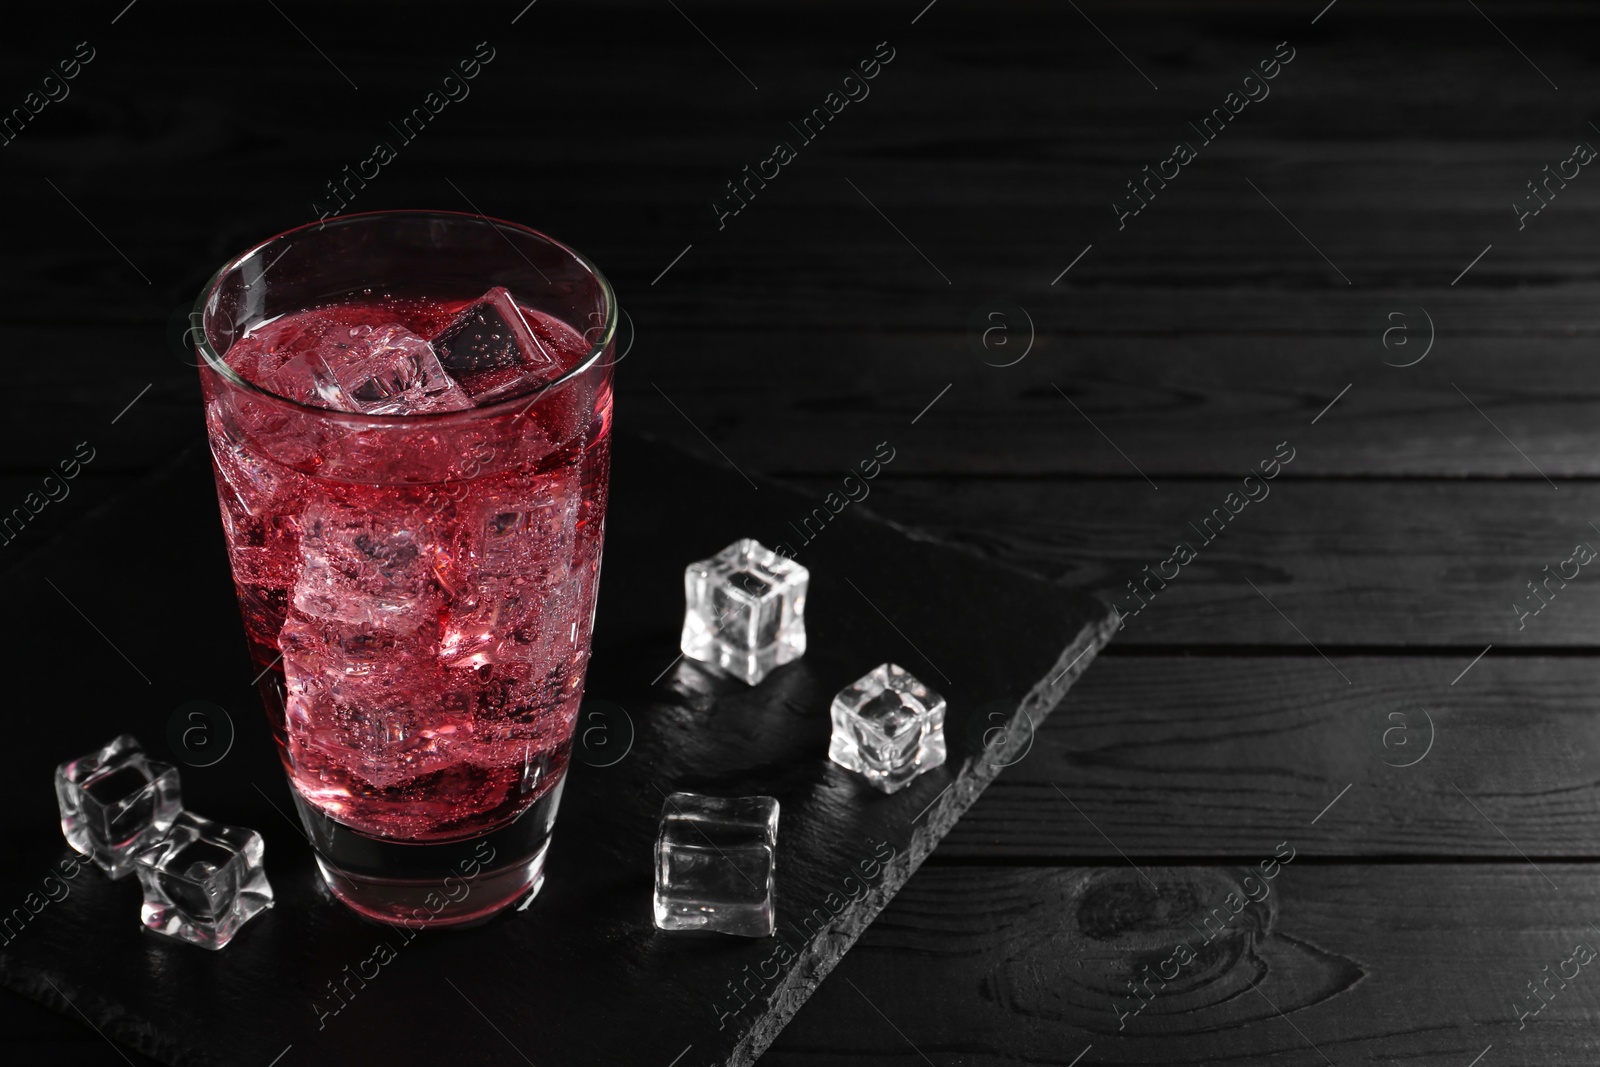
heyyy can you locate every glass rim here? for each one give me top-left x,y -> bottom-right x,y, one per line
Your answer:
191,208 -> 617,425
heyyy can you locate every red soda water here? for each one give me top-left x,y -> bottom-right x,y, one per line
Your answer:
201,289 -> 610,923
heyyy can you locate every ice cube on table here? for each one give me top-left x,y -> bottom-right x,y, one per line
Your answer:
432,287 -> 562,403
134,810 -> 274,950
828,664 -> 948,794
653,792 -> 779,937
54,735 -> 182,879
680,539 -> 808,685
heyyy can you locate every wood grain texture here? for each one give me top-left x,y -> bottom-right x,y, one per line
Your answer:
770,863 -> 1600,1066
15,325 -> 1600,481
626,335 -> 1600,478
784,478 -> 1600,647
938,654 -> 1600,859
2,3 -> 1599,326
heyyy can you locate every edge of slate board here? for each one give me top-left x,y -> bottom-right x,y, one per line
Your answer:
731,632 -> 1112,1065
606,431 -> 1119,1067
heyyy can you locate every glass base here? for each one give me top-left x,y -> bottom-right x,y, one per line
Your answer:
314,841 -> 548,928
292,777 -> 565,928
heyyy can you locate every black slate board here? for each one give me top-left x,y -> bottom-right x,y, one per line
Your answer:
0,430 -> 1114,1067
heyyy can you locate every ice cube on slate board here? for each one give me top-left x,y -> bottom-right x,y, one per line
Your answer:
432,287 -> 561,403
680,539 -> 808,685
654,792 -> 779,937
55,735 -> 182,879
134,810 -> 274,950
828,664 -> 948,794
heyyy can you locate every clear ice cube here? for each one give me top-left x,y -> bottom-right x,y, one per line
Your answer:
262,351 -> 349,409
437,585 -> 526,668
54,734 -> 182,879
225,312 -> 347,409
432,287 -> 561,403
828,664 -> 948,794
680,539 -> 808,685
324,323 -> 472,415
291,500 -> 443,630
653,792 -> 778,937
206,409 -> 304,588
283,502 -> 467,789
246,320 -> 471,415
439,479 -> 582,670
283,617 -> 469,783
134,810 -> 274,950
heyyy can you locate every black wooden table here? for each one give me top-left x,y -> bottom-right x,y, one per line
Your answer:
3,1 -> 1597,1063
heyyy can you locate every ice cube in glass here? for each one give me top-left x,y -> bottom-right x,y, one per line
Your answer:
653,792 -> 778,937
134,810 -> 274,950
238,316 -> 471,415
681,539 -> 807,685
432,286 -> 562,403
324,323 -> 472,414
828,664 -> 947,793
54,734 -> 181,879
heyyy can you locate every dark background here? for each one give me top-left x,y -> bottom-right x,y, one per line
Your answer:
4,0 -> 1599,1063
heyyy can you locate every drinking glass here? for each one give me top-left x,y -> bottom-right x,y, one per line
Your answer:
192,210 -> 615,926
